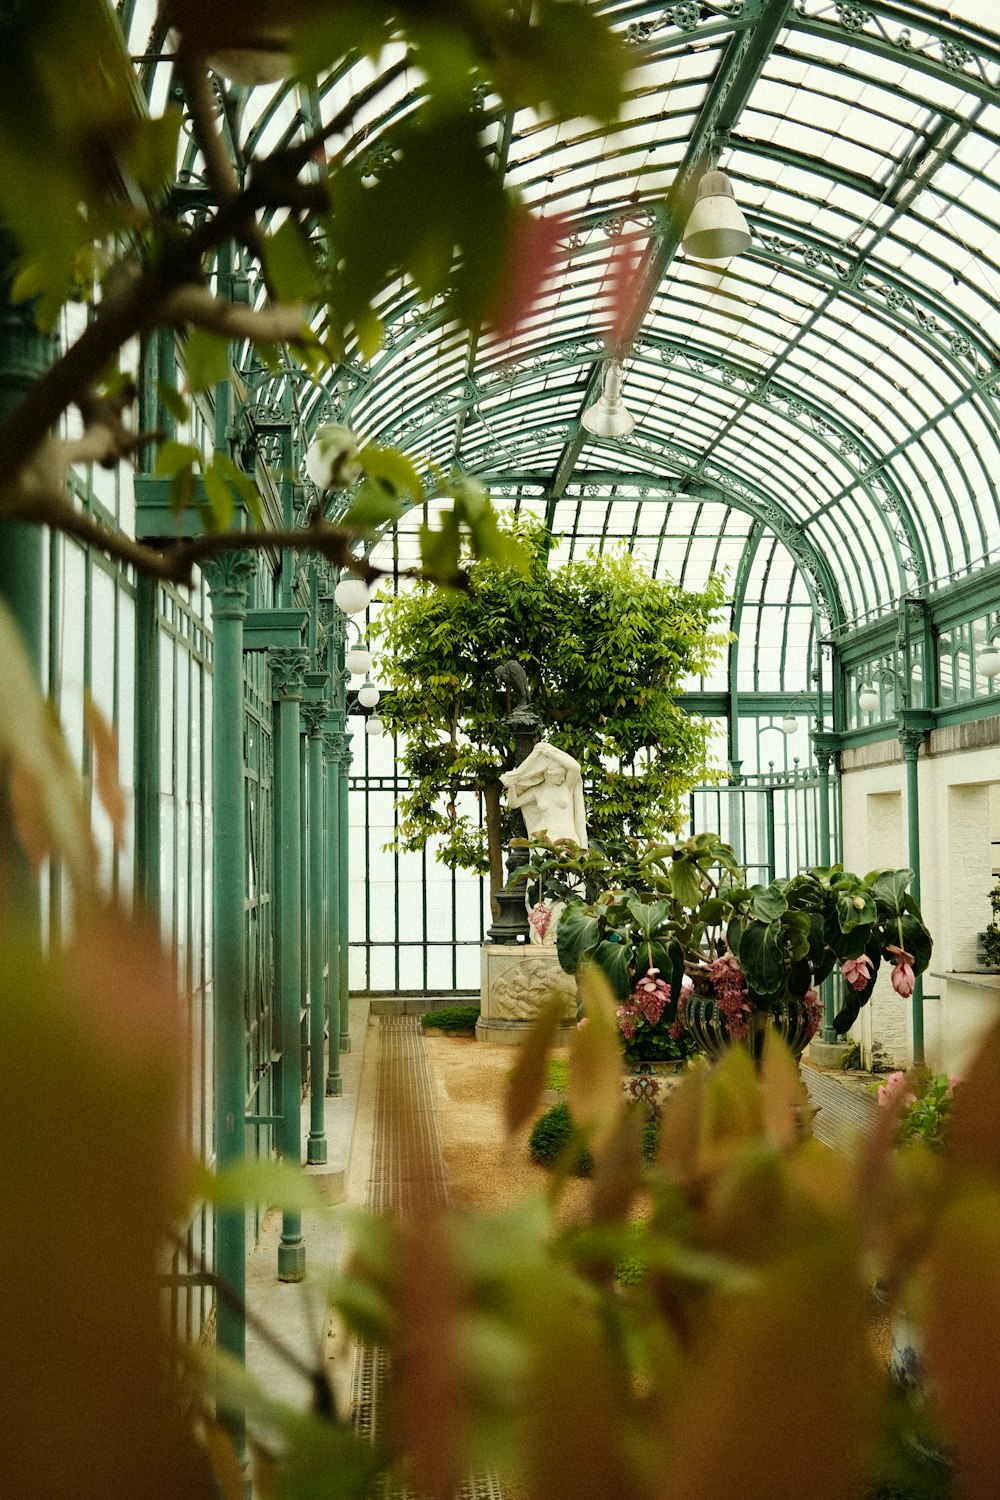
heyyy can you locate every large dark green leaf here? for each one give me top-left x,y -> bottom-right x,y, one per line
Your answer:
738,919 -> 786,998
555,908 -> 601,975
593,940 -> 633,1002
750,882 -> 788,922
782,911 -> 812,963
668,856 -> 704,907
899,914 -> 933,971
626,898 -> 671,938
836,890 -> 877,932
868,868 -> 914,913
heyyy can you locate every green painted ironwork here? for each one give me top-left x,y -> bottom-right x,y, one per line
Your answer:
303,686 -> 329,1166
203,551 -> 256,1438
269,646 -> 308,1281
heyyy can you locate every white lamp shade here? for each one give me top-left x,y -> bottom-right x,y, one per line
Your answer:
581,360 -> 635,438
345,644 -> 373,676
305,424 -> 362,491
334,577 -> 372,615
858,685 -> 880,714
682,170 -> 752,261
357,681 -> 380,709
365,715 -> 384,737
780,714 -> 797,735
977,646 -> 1000,678
208,32 -> 292,86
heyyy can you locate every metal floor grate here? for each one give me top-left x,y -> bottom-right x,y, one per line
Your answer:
351,1018 -> 503,1500
802,1065 -> 879,1153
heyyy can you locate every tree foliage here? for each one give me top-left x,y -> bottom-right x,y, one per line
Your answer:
371,518 -> 728,875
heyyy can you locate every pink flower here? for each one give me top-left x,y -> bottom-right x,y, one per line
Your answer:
877,1070 -> 915,1109
886,944 -> 915,999
527,903 -> 552,939
631,968 -> 671,1027
890,960 -> 915,998
840,954 -> 873,991
803,986 -> 823,1042
616,1001 -> 640,1041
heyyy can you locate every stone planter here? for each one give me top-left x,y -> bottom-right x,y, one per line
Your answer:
686,993 -> 816,1063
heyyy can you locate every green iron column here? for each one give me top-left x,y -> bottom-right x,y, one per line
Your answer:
204,553 -> 256,1389
338,734 -> 353,1054
324,727 -> 344,1097
0,237 -> 55,920
303,694 -> 329,1165
269,646 -> 308,1281
812,734 -> 840,1044
898,719 -> 928,1066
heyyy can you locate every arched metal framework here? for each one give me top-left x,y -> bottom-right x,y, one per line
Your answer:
118,0 -> 1000,707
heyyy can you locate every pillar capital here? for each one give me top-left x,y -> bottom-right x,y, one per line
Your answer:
203,552 -> 256,619
268,646 -> 308,700
324,728 -> 350,763
301,698 -> 328,737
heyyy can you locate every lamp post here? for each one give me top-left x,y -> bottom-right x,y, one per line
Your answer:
857,664 -> 933,1064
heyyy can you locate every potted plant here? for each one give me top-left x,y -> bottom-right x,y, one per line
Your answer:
523,835 -> 933,1063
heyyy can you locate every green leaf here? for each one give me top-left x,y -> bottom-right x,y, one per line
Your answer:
419,513 -> 462,582
626,898 -> 670,939
668,856 -> 704,908
190,1157 -> 321,1212
154,439 -> 201,477
836,890 -> 876,931
899,913 -> 932,971
359,443 -> 424,502
751,882 -> 788,921
738,919 -> 786,998
156,381 -> 189,425
185,327 -> 231,393
213,452 -> 264,527
342,477 -> 405,531
868,868 -> 914,912
264,219 -> 320,305
555,908 -> 601,975
126,108 -> 182,196
592,939 -> 632,1002
202,462 -> 235,534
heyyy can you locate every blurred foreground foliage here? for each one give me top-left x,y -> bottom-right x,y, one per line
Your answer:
5,897 -> 1000,1498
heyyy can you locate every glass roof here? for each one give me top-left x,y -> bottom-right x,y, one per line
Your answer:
118,0 -> 1000,645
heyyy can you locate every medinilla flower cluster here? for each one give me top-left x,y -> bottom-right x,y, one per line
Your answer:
616,968 -> 672,1040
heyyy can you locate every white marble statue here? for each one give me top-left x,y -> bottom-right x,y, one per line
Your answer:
500,741 -> 587,848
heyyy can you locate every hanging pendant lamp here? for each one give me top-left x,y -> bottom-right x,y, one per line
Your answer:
682,170 -> 752,261
581,360 -> 635,438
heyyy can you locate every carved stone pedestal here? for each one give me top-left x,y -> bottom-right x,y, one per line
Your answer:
478,943 -> 578,1044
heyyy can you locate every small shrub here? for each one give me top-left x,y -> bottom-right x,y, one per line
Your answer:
875,1070 -> 961,1153
841,1040 -> 862,1071
615,1221 -> 648,1287
528,1103 -> 593,1176
420,1005 -> 480,1035
529,1100 -> 659,1176
546,1057 -> 569,1093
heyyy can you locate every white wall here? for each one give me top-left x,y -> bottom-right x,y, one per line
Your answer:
839,719 -> 1000,1076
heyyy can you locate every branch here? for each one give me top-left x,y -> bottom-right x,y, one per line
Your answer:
1,482 -> 465,595
279,54 -> 412,175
